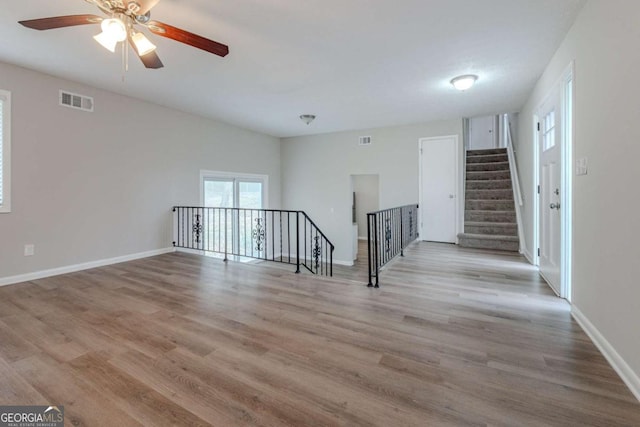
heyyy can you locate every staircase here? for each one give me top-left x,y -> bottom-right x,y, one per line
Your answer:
458,148 -> 519,252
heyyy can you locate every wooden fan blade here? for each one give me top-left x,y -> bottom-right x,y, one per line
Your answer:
129,35 -> 164,69
138,50 -> 164,69
19,15 -> 102,31
146,20 -> 229,57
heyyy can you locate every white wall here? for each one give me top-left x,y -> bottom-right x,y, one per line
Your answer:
282,119 -> 462,263
0,61 -> 280,280
516,0 -> 640,395
352,174 -> 379,239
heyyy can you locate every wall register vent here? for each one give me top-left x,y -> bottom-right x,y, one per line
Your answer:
59,90 -> 94,112
359,136 -> 372,146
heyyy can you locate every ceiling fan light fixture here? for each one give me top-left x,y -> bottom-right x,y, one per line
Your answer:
93,31 -> 118,52
300,114 -> 316,125
132,32 -> 156,56
450,74 -> 478,91
101,18 -> 127,43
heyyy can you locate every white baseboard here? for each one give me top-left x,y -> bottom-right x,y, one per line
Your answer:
572,305 -> 640,402
358,236 -> 368,241
0,247 -> 175,287
271,252 -> 354,267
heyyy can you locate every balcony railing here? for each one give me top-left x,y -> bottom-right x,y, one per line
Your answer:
367,204 -> 419,287
173,207 -> 334,276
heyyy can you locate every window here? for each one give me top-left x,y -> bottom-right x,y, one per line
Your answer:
0,90 -> 10,213
543,109 -> 556,151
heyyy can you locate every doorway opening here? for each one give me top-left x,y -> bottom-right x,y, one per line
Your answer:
350,174 -> 380,262
534,63 -> 574,301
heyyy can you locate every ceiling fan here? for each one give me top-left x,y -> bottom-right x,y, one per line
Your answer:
18,0 -> 229,70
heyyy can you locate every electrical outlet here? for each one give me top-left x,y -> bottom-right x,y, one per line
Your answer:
24,244 -> 35,256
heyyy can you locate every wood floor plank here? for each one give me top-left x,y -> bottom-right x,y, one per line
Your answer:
0,355 -> 46,404
68,352 -> 211,426
11,354 -> 145,427
0,241 -> 638,425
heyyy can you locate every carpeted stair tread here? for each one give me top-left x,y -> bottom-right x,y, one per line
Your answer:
458,233 -> 518,241
466,189 -> 513,200
466,199 -> 515,210
466,153 -> 509,163
466,179 -> 513,190
466,170 -> 511,180
466,161 -> 510,172
465,222 -> 518,236
465,210 -> 517,222
465,221 -> 517,227
467,148 -> 507,156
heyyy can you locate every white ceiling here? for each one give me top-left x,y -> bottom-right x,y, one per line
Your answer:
0,0 -> 585,138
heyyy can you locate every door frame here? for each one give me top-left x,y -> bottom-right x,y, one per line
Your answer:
199,170 -> 269,209
534,62 -> 574,301
418,135 -> 462,243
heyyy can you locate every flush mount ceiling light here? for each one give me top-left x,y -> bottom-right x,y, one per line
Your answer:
300,114 -> 316,125
450,74 -> 478,91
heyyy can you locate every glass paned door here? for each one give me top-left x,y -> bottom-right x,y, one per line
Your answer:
204,179 -> 234,207
203,179 -> 233,253
238,181 -> 263,208
237,180 -> 264,258
202,175 -> 265,259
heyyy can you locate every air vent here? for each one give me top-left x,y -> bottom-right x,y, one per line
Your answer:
359,136 -> 372,146
59,90 -> 94,112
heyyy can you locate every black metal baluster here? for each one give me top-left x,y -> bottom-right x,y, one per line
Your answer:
295,212 -> 300,273
279,212 -> 283,263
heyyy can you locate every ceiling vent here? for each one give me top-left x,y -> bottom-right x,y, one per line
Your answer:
359,136 -> 372,146
59,90 -> 94,112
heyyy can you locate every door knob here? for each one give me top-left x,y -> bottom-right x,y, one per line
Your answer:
550,203 -> 560,210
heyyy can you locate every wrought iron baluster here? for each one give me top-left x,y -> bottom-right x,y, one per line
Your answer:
312,235 -> 321,271
385,216 -> 392,254
252,216 -> 265,252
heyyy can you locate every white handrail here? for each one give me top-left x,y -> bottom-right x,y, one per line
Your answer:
506,117 -> 523,207
504,115 -> 526,254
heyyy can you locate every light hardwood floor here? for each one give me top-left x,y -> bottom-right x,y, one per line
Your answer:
0,242 -> 639,426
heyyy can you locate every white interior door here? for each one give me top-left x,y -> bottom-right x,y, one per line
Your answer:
420,136 -> 458,243
469,116 -> 497,150
539,89 -> 562,294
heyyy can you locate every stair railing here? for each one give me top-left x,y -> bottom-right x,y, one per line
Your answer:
172,207 -> 334,276
367,204 -> 419,288
504,115 -> 526,253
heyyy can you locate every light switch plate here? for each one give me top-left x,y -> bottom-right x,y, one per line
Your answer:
24,244 -> 35,256
576,157 -> 588,176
